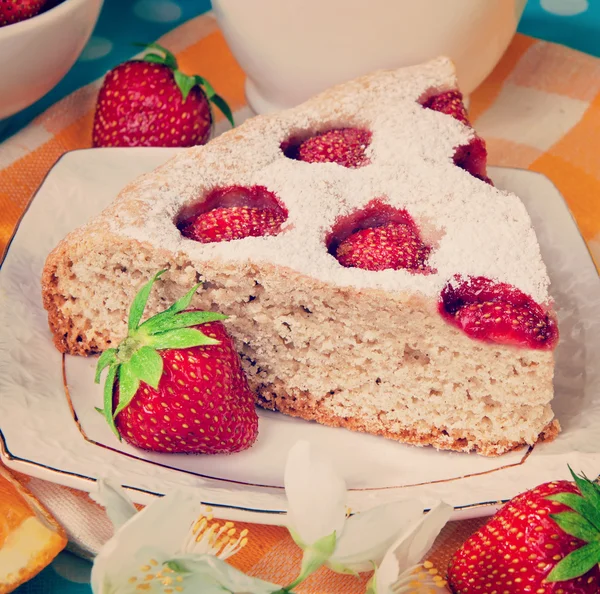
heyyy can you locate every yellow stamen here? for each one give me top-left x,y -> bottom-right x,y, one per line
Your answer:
183,512 -> 250,560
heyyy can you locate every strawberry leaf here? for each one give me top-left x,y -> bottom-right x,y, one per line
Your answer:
167,311 -> 227,329
142,310 -> 227,335
102,364 -> 120,438
550,511 -> 600,543
114,361 -> 141,416
194,75 -> 215,99
137,42 -> 178,70
569,466 -> 600,521
128,270 -> 166,330
95,348 -> 117,383
162,282 -> 202,316
546,541 -> 600,582
148,328 -> 220,350
143,53 -> 170,65
210,93 -> 235,127
173,70 -> 197,102
138,281 -> 215,333
548,492 -> 600,533
128,346 -> 163,390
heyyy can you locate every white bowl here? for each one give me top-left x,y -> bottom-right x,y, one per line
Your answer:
0,0 -> 103,120
213,0 -> 526,114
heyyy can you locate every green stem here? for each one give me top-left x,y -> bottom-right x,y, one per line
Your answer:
274,531 -> 336,593
281,572 -> 309,591
277,555 -> 328,592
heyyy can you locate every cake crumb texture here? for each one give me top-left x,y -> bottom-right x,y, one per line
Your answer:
41,58 -> 557,456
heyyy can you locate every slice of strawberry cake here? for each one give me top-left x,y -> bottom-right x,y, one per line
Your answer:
42,57 -> 559,456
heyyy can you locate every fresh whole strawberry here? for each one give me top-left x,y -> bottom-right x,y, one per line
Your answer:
92,43 -> 234,148
336,222 -> 430,272
296,128 -> 372,168
448,469 -> 600,593
0,0 -> 47,26
422,90 -> 470,126
440,275 -> 558,349
95,270 -> 258,454
179,185 -> 288,244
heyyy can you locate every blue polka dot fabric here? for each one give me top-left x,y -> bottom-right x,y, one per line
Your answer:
1,0 -> 599,143
523,0 -> 600,58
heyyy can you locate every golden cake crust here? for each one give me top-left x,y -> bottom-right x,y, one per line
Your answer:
41,58 -> 558,456
256,381 -> 561,457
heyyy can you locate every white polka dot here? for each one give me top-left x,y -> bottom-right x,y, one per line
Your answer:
79,36 -> 114,62
133,0 -> 182,22
540,0 -> 589,16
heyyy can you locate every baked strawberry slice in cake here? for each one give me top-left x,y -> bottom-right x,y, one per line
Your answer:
42,57 -> 558,456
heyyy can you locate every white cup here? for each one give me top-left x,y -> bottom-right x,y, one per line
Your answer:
213,0 -> 526,114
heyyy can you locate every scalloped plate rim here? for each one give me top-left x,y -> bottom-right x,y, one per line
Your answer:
1,147 -> 598,524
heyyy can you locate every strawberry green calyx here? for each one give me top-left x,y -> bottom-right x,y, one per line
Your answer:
94,270 -> 227,438
137,42 -> 235,127
545,467 -> 600,582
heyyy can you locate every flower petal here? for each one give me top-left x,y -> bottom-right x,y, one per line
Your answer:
96,556 -> 231,594
90,479 -> 138,531
176,582 -> 227,594
375,500 -> 452,592
374,551 -> 399,593
330,499 -> 424,573
93,546 -> 170,594
91,490 -> 201,593
168,554 -> 279,593
392,500 -> 453,568
284,439 -> 347,546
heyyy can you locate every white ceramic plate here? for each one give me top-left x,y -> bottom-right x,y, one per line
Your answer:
1,148 -> 599,525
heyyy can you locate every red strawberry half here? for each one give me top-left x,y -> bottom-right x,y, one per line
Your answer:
439,275 -> 558,350
178,185 -> 288,243
336,223 -> 430,272
453,137 -> 492,185
0,0 -> 46,26
285,128 -> 371,168
449,470 -> 600,593
421,91 -> 492,184
422,90 -> 470,126
95,271 -> 258,454
327,199 -> 432,272
92,43 -> 234,148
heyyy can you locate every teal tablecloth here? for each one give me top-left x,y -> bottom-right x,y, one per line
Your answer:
1,0 -> 599,144
10,0 -> 600,592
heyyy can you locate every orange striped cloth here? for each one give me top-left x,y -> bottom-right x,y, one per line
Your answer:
7,465 -> 482,591
1,17 -> 600,264
1,12 -> 599,593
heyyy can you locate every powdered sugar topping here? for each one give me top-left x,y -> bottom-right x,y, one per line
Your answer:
110,58 -> 550,305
